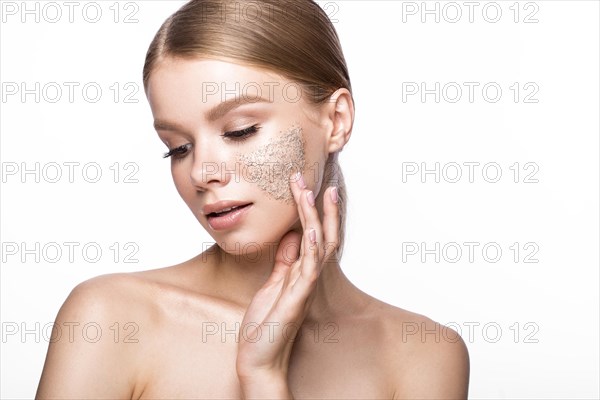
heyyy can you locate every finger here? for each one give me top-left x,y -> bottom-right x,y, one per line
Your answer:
266,230 -> 300,288
321,186 -> 340,263
274,235 -> 301,295
289,172 -> 309,257
293,184 -> 324,292
300,182 -> 324,257
289,172 -> 307,228
274,230 -> 301,268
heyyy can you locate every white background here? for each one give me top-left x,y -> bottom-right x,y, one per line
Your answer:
1,0 -> 598,398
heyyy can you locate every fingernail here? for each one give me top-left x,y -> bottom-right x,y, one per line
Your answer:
298,173 -> 306,189
330,186 -> 338,203
306,191 -> 315,206
309,228 -> 316,243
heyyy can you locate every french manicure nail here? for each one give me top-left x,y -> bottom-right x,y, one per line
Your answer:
330,186 -> 338,203
306,191 -> 315,206
309,228 -> 316,243
298,173 -> 306,189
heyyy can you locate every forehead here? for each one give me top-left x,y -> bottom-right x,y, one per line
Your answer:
146,57 -> 294,107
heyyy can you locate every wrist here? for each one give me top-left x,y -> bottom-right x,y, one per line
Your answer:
238,369 -> 292,399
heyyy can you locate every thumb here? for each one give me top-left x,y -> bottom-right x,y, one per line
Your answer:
274,230 -> 302,268
259,231 -> 302,290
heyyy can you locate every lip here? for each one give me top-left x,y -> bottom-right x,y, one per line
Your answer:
202,200 -> 253,216
205,203 -> 253,231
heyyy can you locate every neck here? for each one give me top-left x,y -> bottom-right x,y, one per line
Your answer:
203,238 -> 368,322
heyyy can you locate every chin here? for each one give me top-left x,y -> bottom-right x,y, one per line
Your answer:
198,203 -> 299,260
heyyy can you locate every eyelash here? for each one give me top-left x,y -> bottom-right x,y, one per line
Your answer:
162,124 -> 261,159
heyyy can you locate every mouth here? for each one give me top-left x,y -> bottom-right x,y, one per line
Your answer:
206,203 -> 252,218
205,202 -> 253,231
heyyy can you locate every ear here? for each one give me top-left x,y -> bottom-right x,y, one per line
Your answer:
324,88 -> 354,154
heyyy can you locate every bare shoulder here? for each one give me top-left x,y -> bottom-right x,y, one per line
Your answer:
366,300 -> 470,399
36,260 -> 227,399
63,272 -> 148,309
54,271 -> 163,325
49,266 -> 195,335
36,272 -> 160,399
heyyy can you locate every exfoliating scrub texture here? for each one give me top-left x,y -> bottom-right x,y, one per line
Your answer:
236,125 -> 306,204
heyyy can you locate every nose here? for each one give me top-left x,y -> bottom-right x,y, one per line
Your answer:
189,145 -> 232,191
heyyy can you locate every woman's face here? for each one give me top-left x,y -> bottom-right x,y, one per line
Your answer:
146,57 -> 331,255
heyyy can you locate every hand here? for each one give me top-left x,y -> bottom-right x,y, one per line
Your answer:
236,172 -> 340,398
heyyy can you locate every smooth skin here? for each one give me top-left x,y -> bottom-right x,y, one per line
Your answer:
36,58 -> 469,399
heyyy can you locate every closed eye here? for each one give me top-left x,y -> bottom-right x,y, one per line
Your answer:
222,124 -> 260,141
163,143 -> 192,159
162,124 -> 260,159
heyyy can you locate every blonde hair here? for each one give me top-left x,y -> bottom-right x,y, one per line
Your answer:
143,0 -> 352,259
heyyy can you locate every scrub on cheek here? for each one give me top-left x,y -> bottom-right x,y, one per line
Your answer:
236,125 -> 306,204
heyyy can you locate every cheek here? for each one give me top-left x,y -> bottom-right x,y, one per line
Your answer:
170,164 -> 194,200
236,124 -> 306,204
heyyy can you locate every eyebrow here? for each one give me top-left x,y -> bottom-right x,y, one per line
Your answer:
153,95 -> 271,132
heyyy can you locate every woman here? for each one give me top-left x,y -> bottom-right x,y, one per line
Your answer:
36,0 -> 469,398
